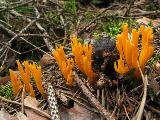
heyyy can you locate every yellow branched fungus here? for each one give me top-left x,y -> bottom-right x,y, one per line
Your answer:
114,23 -> 154,76
53,46 -> 74,87
16,60 -> 33,93
9,69 -> 22,96
29,62 -> 45,98
71,36 -> 96,83
10,60 -> 45,97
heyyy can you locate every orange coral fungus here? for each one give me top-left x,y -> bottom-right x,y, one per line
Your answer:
16,60 -> 31,92
9,69 -> 22,96
53,46 -> 74,87
10,60 -> 45,97
29,62 -> 45,98
28,83 -> 35,97
114,23 -> 154,76
71,36 -> 96,83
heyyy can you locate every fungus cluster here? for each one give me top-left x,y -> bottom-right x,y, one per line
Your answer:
53,46 -> 74,87
114,24 -> 154,76
9,60 -> 45,97
71,36 -> 96,84
53,36 -> 96,86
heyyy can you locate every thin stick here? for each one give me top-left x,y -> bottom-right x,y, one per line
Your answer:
10,9 -> 55,52
0,22 -> 53,59
123,104 -> 131,120
21,85 -> 25,114
132,61 -> 148,120
0,96 -> 51,119
73,72 -> 115,120
124,0 -> 135,16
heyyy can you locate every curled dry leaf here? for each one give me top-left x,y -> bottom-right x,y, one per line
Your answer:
16,112 -> 27,120
0,76 -> 10,85
149,77 -> 160,95
22,96 -> 48,120
40,54 -> 55,68
60,103 -> 100,120
0,109 -> 10,120
24,96 -> 39,108
25,109 -> 48,120
0,65 -> 5,73
154,61 -> 160,74
137,17 -> 160,27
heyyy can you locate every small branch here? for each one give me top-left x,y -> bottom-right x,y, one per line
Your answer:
73,72 -> 115,120
124,0 -> 135,17
0,43 -> 21,55
132,61 -> 148,120
7,19 -> 37,45
0,0 -> 33,12
36,22 -> 55,52
21,85 -> 25,114
0,96 -> 51,119
10,9 -> 55,53
130,10 -> 160,16
78,4 -> 119,35
7,7 -> 40,45
18,34 -> 52,39
0,15 -> 53,58
1,49 -> 9,68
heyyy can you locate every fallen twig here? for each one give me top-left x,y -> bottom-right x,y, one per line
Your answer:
21,85 -> 25,114
0,19 -> 53,58
73,72 -> 115,120
123,0 -> 135,16
130,10 -> 160,16
9,9 -> 55,53
0,96 -> 51,119
0,0 -> 33,12
132,62 -> 148,120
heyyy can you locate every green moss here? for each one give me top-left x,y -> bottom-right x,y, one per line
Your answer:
0,83 -> 13,99
64,0 -> 77,16
145,3 -> 160,11
148,55 -> 160,65
101,17 -> 135,37
15,6 -> 34,15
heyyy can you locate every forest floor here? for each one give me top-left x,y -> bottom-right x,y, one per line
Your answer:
0,0 -> 160,120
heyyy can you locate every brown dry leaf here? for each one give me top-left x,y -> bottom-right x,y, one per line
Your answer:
137,17 -> 160,27
0,65 -> 5,73
16,112 -> 27,120
25,109 -> 48,120
149,78 -> 160,95
10,116 -> 18,120
10,110 -> 48,120
40,54 -> 55,68
154,61 -> 160,74
24,96 -> 39,108
0,109 -> 10,120
24,96 -> 48,120
0,76 -> 10,85
60,103 -> 100,120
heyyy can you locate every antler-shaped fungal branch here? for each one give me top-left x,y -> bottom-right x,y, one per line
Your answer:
16,60 -> 35,97
114,23 -> 154,76
29,62 -> 45,98
71,36 -> 96,84
53,46 -> 74,87
9,69 -> 22,96
10,60 -> 45,97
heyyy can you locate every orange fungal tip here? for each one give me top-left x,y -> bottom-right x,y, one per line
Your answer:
9,69 -> 22,96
